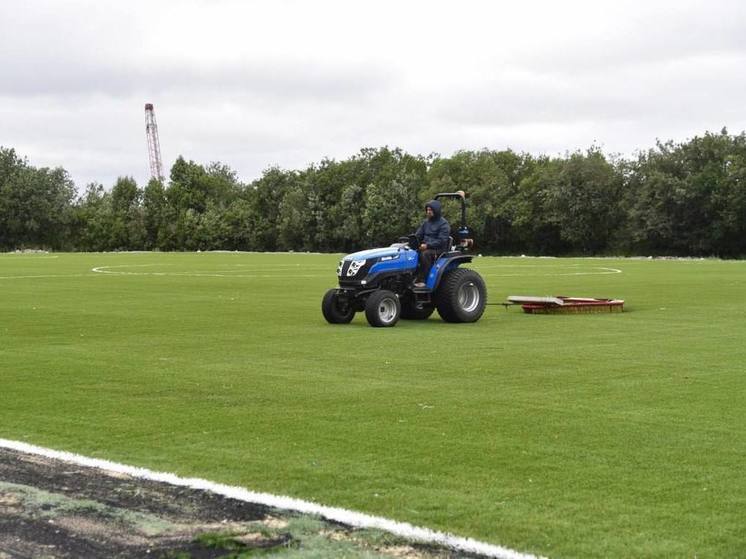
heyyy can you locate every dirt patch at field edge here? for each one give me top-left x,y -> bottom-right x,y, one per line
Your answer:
0,448 -> 485,559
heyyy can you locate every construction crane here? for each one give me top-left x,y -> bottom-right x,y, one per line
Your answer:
144,103 -> 164,182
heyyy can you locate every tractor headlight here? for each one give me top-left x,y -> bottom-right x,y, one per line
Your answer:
336,260 -> 344,276
347,259 -> 366,276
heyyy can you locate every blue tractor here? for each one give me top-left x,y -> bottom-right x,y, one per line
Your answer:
322,192 -> 487,327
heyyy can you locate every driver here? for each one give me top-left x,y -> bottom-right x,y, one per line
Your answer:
414,199 -> 450,287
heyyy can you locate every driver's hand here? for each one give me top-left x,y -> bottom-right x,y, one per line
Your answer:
419,243 -> 427,251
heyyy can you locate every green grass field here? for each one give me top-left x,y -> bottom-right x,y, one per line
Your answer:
1,252 -> 745,557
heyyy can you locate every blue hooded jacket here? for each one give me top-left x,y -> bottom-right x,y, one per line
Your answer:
415,199 -> 450,252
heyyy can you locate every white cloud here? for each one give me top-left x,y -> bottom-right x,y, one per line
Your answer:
1,0 -> 745,190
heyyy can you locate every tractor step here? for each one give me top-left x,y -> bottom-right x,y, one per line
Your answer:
412,288 -> 433,304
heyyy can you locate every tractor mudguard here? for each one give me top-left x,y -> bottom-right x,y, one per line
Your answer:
425,253 -> 473,290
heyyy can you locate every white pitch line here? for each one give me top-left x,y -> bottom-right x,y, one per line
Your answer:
478,267 -> 622,277
0,274 -> 89,280
91,265 -> 327,278
0,255 -> 59,259
92,271 -> 326,279
0,438 -> 543,559
475,264 -> 609,270
90,264 -> 619,279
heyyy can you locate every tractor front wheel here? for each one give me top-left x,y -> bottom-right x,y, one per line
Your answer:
435,268 -> 487,323
365,290 -> 401,327
322,289 -> 355,324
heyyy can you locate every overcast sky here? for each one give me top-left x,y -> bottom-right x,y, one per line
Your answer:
1,0 -> 745,190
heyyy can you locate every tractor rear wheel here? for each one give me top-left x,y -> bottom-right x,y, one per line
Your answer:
365,290 -> 401,327
322,289 -> 355,324
435,268 -> 487,323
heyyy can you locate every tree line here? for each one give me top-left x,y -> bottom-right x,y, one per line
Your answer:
1,128 -> 745,257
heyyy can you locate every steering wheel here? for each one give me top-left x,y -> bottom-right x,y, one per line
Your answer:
397,235 -> 418,249
398,234 -> 418,250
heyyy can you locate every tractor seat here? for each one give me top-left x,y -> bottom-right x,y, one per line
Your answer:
437,239 -> 455,260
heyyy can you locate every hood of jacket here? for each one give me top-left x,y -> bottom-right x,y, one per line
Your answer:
425,199 -> 442,220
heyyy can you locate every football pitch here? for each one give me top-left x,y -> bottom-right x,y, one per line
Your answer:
1,252 -> 744,557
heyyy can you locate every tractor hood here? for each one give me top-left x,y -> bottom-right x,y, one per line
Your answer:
337,244 -> 417,283
342,246 -> 404,261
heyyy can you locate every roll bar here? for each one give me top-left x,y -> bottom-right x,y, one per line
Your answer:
434,191 -> 467,228
433,191 -> 474,250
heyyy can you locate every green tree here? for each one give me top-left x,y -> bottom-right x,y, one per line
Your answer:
72,183 -> 114,251
277,183 -> 313,251
362,180 -> 421,246
249,167 -> 299,251
0,147 -> 76,250
541,149 -> 623,254
222,196 -> 257,250
623,130 -> 746,256
336,183 -> 365,252
511,157 -> 568,255
110,176 -> 144,249
143,178 -> 167,250
358,148 -> 428,248
427,149 -> 536,253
